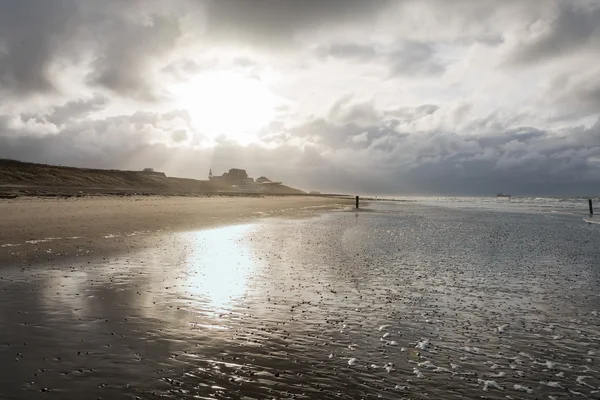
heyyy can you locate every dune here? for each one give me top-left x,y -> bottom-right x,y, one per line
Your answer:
0,159 -> 305,196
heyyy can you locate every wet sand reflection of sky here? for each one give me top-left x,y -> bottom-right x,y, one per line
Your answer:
31,224 -> 257,329
1,204 -> 600,399
180,224 -> 255,314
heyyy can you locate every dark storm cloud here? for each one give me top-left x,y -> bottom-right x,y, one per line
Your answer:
475,127 -> 547,148
0,110 -> 362,192
316,40 -> 444,77
2,0 -> 390,100
282,111 -> 600,195
0,0 -> 184,100
0,0 -> 79,94
47,94 -> 110,125
580,82 -> 600,110
315,43 -> 378,61
2,109 -> 600,195
0,0 -> 599,196
280,96 -> 406,150
287,118 -> 401,151
542,70 -> 600,120
0,110 -> 194,168
388,41 -> 445,76
509,1 -> 600,65
203,0 -> 393,46
87,14 -> 182,100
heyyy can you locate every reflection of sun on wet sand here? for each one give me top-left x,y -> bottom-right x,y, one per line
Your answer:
179,225 -> 256,314
0,195 -> 352,265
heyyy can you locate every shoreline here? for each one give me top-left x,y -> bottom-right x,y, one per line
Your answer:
0,195 -> 353,266
0,184 -> 350,199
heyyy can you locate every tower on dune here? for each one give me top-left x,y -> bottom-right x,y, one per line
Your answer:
209,169 -> 213,180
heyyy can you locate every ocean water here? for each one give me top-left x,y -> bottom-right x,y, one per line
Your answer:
388,195 -> 598,216
1,201 -> 599,399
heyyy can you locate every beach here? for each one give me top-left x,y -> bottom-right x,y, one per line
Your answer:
0,199 -> 599,399
0,195 -> 352,265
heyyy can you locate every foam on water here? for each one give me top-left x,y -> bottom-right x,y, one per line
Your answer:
462,346 -> 482,354
387,195 -> 600,216
540,381 -> 564,389
478,379 -> 503,391
25,239 -> 50,244
514,384 -> 533,394
413,368 -> 425,378
576,376 -> 596,389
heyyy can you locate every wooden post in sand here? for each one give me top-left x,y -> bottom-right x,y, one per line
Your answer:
355,196 -> 359,209
589,199 -> 594,215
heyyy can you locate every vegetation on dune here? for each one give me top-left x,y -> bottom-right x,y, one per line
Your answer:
0,159 -> 169,189
0,159 -> 304,194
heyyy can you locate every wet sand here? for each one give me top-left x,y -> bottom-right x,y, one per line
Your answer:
0,195 -> 352,265
1,202 -> 599,399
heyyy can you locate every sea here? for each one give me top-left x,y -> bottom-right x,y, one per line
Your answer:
382,195 -> 600,216
0,197 -> 599,399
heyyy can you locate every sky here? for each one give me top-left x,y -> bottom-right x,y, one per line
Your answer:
0,0 -> 599,196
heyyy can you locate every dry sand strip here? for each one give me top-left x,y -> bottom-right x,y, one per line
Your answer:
0,195 -> 353,266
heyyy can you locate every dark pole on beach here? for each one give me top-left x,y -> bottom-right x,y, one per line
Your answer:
356,196 -> 359,209
589,199 -> 594,216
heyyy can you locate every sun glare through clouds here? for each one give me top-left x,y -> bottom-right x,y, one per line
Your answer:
173,71 -> 281,145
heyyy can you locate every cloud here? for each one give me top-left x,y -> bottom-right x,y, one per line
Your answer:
315,39 -> 444,78
46,94 -> 110,125
1,107 -> 600,195
0,109 -> 195,166
316,43 -> 378,61
385,104 -> 440,121
279,104 -> 600,195
351,132 -> 368,144
0,0 -> 599,195
0,0 -> 185,101
541,67 -> 600,119
202,0 -> 393,47
329,95 -> 381,126
87,14 -> 182,100
508,1 -> 600,65
388,41 -> 445,76
0,0 -> 80,95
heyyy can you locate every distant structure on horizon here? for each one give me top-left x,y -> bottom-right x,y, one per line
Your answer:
141,167 -> 166,177
209,168 -> 254,185
209,168 -> 283,190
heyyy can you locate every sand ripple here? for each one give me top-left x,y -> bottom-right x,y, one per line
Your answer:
0,203 -> 599,399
